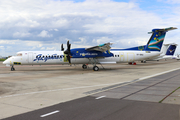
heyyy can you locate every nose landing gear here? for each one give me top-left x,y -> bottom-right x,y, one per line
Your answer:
11,66 -> 15,71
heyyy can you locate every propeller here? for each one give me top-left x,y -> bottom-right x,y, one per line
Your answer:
61,44 -> 64,51
64,40 -> 71,64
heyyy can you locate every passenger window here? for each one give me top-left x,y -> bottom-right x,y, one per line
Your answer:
115,55 -> 117,57
49,56 -> 50,58
36,56 -> 38,58
57,55 -> 59,58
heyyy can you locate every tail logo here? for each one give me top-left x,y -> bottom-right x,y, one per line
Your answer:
148,32 -> 165,50
169,49 -> 175,53
138,46 -> 144,51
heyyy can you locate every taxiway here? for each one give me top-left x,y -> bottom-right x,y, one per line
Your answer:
0,60 -> 180,119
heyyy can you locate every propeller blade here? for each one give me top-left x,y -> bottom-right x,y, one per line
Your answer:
61,44 -> 64,51
68,44 -> 71,51
67,55 -> 71,64
64,40 -> 71,64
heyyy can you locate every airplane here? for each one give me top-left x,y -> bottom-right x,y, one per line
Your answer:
140,43 -> 178,62
3,27 -> 177,71
162,43 -> 177,60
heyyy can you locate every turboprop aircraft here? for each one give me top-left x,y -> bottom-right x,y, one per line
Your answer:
3,27 -> 177,71
140,43 -> 177,62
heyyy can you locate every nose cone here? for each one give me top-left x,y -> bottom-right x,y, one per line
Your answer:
3,59 -> 9,65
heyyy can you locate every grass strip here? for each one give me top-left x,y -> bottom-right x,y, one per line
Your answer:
159,87 -> 180,103
0,59 -> 6,61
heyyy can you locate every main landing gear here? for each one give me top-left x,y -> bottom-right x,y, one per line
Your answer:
141,60 -> 146,63
11,66 -> 15,71
82,64 -> 87,69
93,66 -> 99,71
82,64 -> 99,71
82,58 -> 102,71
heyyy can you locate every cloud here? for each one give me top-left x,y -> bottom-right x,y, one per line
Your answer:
0,0 -> 180,56
38,30 -> 53,38
13,32 -> 31,38
159,0 -> 180,4
47,47 -> 56,50
0,46 -> 4,49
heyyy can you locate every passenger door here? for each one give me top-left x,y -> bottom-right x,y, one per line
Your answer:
28,52 -> 33,63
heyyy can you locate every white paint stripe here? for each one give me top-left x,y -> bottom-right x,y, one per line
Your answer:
0,67 -> 180,99
40,110 -> 60,117
96,96 -> 106,99
138,67 -> 180,81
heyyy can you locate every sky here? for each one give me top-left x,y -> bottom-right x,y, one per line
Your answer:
0,0 -> 180,56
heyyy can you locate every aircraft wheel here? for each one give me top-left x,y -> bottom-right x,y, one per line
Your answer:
93,66 -> 99,71
11,66 -> 15,71
82,64 -> 87,69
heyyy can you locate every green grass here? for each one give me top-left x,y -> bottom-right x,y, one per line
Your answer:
0,59 -> 6,61
159,87 -> 180,103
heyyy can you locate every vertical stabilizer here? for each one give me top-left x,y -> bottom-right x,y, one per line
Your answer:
161,44 -> 170,55
145,27 -> 177,51
166,44 -> 177,55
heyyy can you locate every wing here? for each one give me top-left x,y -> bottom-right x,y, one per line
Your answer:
85,43 -> 113,52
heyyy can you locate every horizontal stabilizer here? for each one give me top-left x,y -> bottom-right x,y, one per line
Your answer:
148,27 -> 177,34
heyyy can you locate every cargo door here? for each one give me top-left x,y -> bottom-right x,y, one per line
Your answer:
127,53 -> 135,62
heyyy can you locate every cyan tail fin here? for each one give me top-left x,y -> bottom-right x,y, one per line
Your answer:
166,44 -> 177,55
145,27 -> 177,51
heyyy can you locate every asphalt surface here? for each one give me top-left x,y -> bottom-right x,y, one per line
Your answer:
2,68 -> 180,120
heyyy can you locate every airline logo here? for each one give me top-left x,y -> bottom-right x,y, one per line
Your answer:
80,53 -> 98,56
33,54 -> 63,62
169,49 -> 175,53
138,46 -> 144,51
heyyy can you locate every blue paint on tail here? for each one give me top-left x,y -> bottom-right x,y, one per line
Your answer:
166,45 -> 177,55
115,27 -> 177,52
144,28 -> 166,51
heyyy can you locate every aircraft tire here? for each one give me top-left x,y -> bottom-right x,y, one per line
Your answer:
93,66 -> 99,71
82,64 -> 87,69
11,66 -> 15,71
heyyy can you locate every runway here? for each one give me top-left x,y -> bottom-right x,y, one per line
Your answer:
0,60 -> 180,119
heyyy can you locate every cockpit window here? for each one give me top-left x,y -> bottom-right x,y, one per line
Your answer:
17,53 -> 22,56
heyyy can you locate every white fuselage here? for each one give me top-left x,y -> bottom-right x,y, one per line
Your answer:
3,50 -> 161,66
